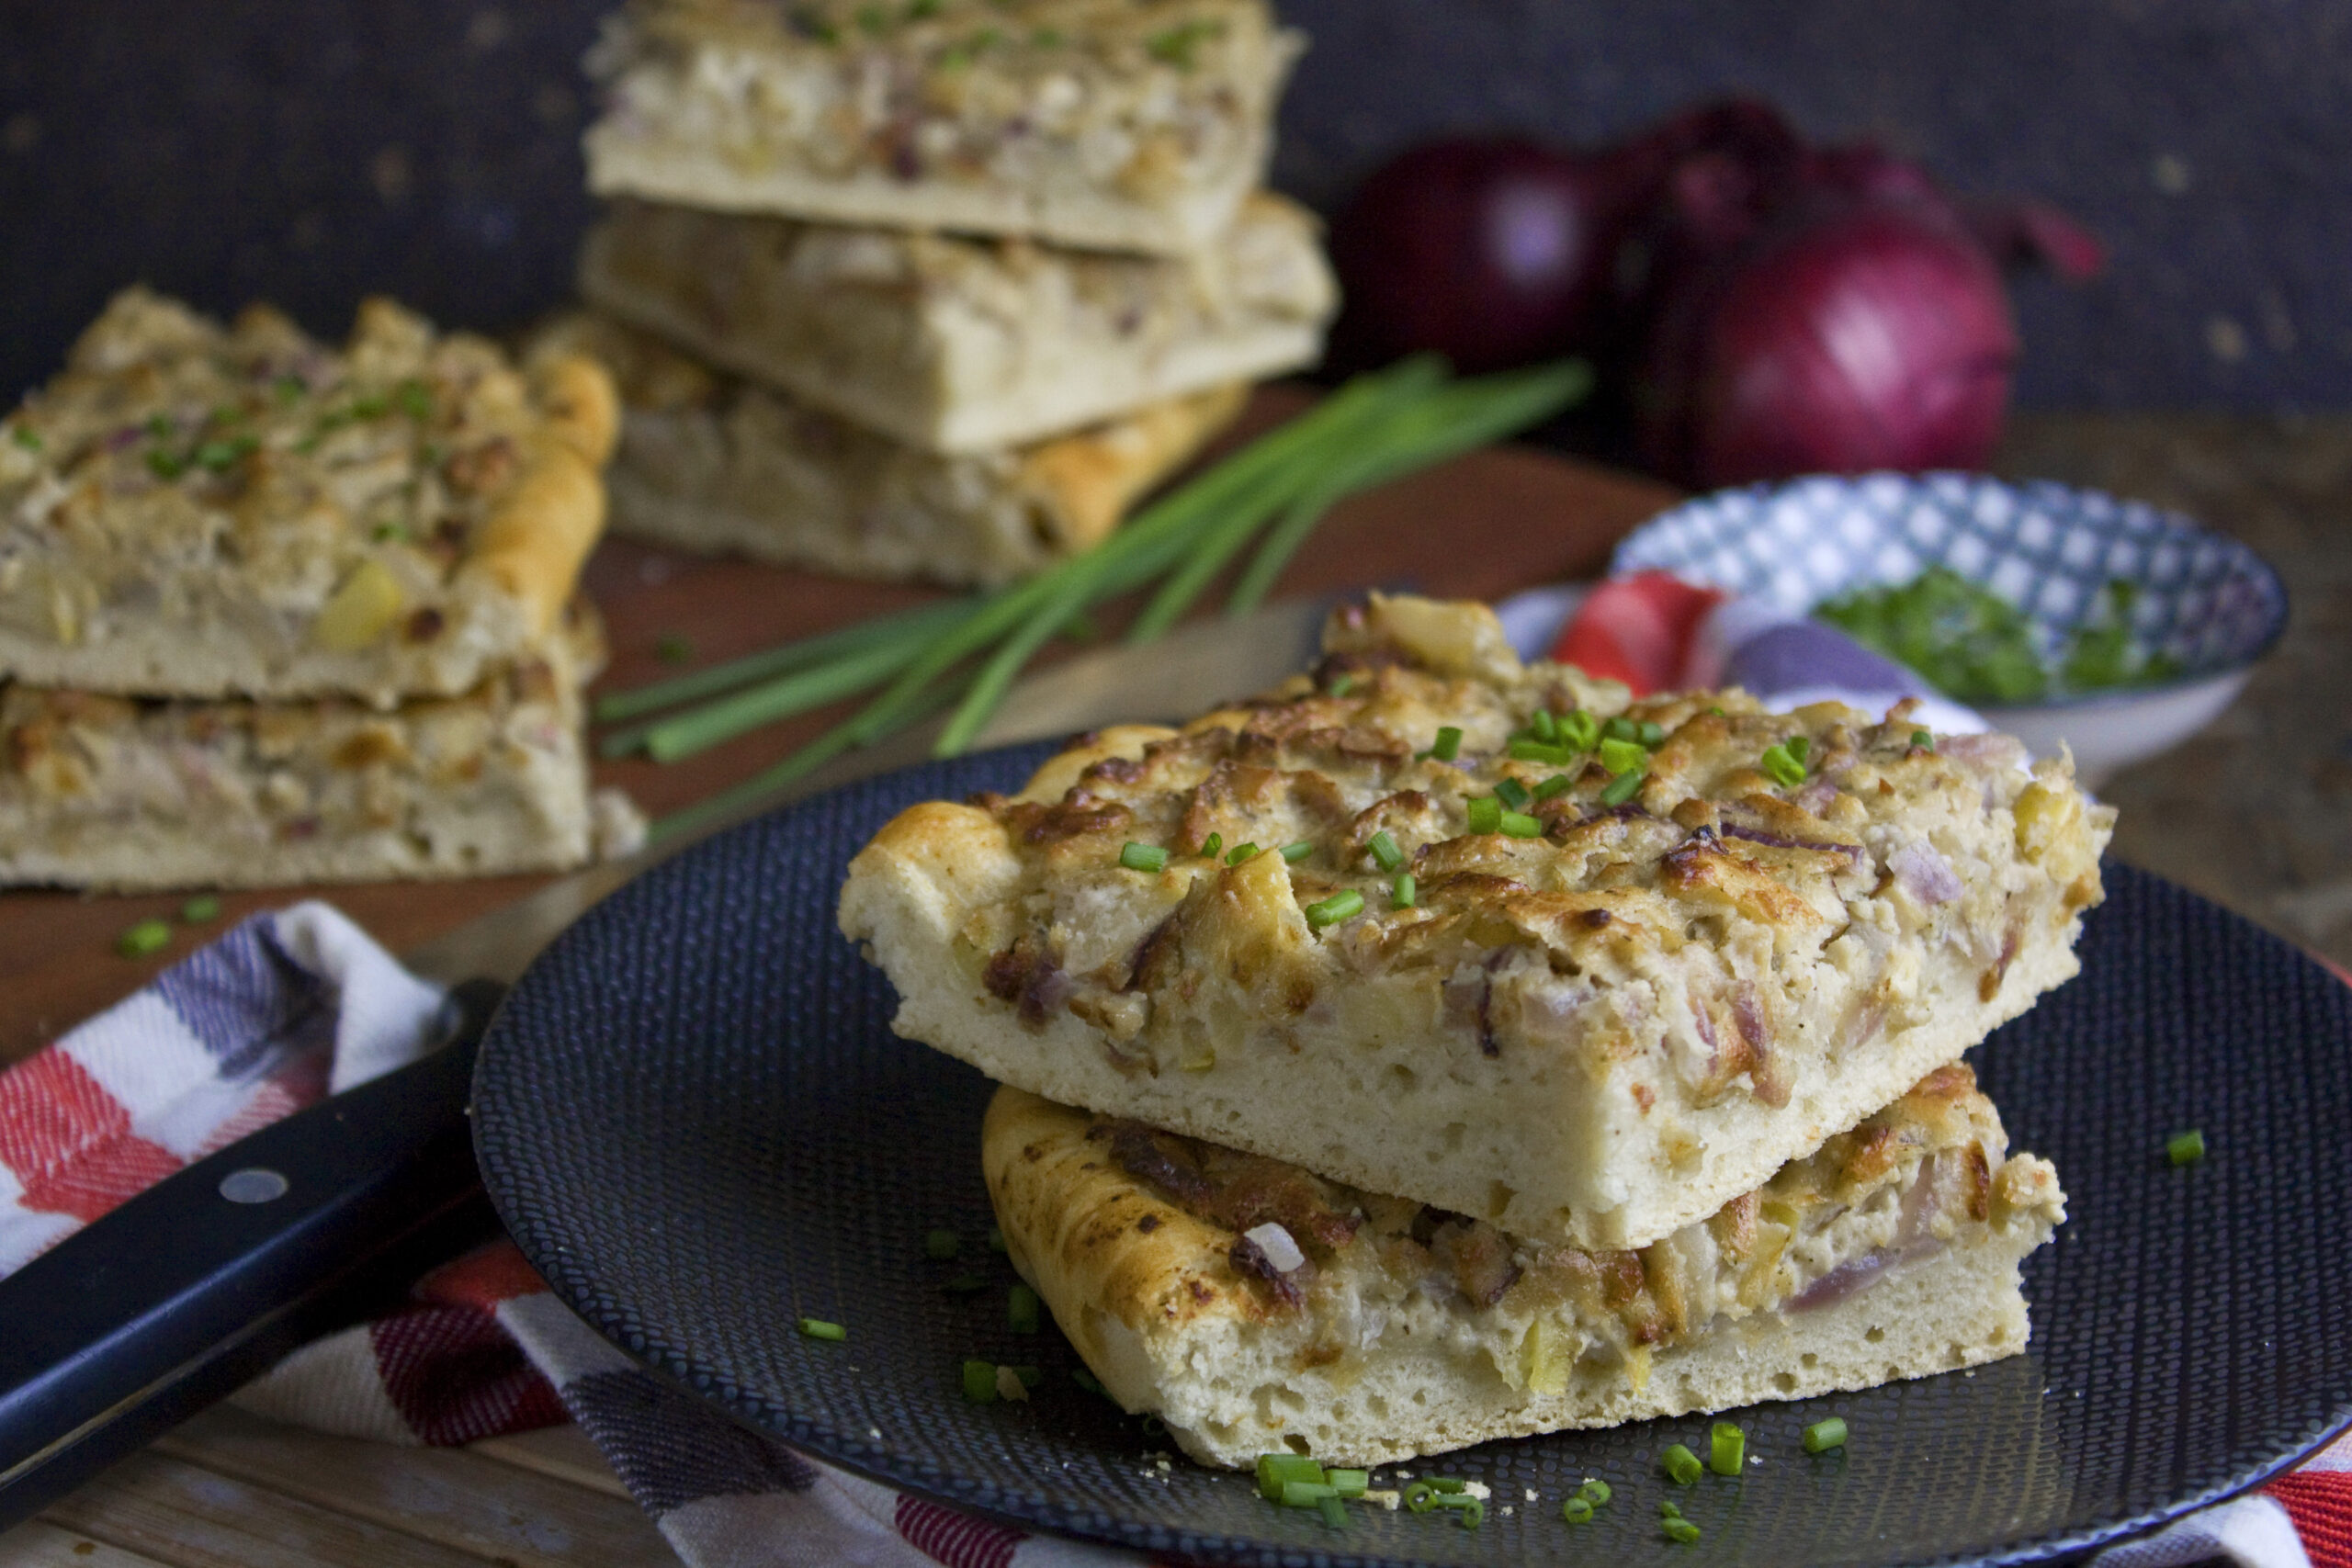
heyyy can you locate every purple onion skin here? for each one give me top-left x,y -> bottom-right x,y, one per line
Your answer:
1329,139 -> 1658,373
1635,197 -> 2020,488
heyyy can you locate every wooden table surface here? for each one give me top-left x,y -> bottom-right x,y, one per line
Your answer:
0,389 -> 1679,1568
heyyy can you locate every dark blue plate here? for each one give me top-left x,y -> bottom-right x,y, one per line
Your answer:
473,743 -> 2352,1567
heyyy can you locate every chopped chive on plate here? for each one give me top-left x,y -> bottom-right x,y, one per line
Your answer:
477,742 -> 2352,1568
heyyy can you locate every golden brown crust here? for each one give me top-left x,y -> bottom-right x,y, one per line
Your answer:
463,436 -> 609,643
1017,383 -> 1248,555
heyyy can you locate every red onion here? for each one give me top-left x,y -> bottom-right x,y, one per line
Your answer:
1634,192 -> 2024,486
1328,138 -> 1660,373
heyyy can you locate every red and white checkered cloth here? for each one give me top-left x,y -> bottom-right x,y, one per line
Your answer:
2,901 -> 2346,1568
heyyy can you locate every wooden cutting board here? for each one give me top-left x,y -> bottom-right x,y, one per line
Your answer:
0,386 -> 1678,1066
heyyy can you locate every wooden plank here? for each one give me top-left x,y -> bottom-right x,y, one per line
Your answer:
151,1406 -> 673,1567
40,1450 -> 490,1568
0,1518 -> 174,1568
469,1424 -> 632,1501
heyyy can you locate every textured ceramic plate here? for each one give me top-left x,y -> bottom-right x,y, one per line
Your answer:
474,744 -> 2352,1568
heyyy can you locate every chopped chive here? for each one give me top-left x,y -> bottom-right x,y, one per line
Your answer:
940,1272 -> 989,1294
1258,1453 -> 1326,1500
145,448 -> 186,479
1071,1367 -> 1106,1396
1602,716 -> 1639,744
1802,1416 -> 1849,1454
2167,1129 -> 2207,1166
1391,872 -> 1417,909
1119,841 -> 1169,874
923,1228 -> 960,1259
1559,710 -> 1600,750
1008,1283 -> 1041,1333
1531,708 -> 1559,742
349,392 -> 389,420
1661,1443 -> 1703,1485
1579,1479 -> 1611,1505
145,413 -> 175,440
1759,743 -> 1806,787
1008,1364 -> 1043,1390
1710,1421 -> 1745,1475
1509,738 -> 1573,765
1499,810 -> 1543,838
179,894 -> 221,923
1911,728 -> 1935,751
1282,1480 -> 1338,1507
1638,719 -> 1667,748
1659,1501 -> 1681,1517
1328,1469 -> 1368,1498
1533,773 -> 1573,801
797,1317 -> 847,1341
1600,768 -> 1645,807
1367,829 -> 1404,872
1466,796 -> 1502,834
1317,1495 -> 1348,1531
1305,888 -> 1364,928
1227,842 -> 1258,864
1329,673 -> 1357,698
272,374 -> 305,405
961,1359 -> 998,1403
1564,1496 -> 1594,1523
394,378 -> 435,420
655,632 -> 694,664
116,918 -> 172,958
1403,1482 -> 1437,1513
1438,1495 -> 1485,1529
1665,1517 -> 1702,1544
1280,840 -> 1314,863
1425,726 -> 1463,761
1198,831 -> 1223,859
1430,1479 -> 1466,1494
1787,735 -> 1812,763
1598,737 -> 1646,775
1494,777 -> 1530,810
10,424 -> 42,452
1708,705 -> 1726,716
194,434 -> 258,471
988,1224 -> 1007,1253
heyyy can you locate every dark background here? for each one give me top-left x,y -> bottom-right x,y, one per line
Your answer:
4,1 -> 2347,411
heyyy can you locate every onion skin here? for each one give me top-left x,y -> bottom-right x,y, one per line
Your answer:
1329,139 -> 1657,373
1634,198 -> 2021,488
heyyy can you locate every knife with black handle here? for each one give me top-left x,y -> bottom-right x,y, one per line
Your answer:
0,599 -> 1325,1531
0,978 -> 504,1524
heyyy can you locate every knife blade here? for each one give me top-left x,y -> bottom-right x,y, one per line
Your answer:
0,596 -> 1328,1525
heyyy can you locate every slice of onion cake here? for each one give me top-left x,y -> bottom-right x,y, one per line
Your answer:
841,594 -> 2111,1251
984,1066 -> 2064,1469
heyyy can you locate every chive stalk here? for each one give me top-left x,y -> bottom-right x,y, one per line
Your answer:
1256,1453 -> 1325,1500
1802,1417 -> 1849,1453
1366,829 -> 1404,872
1119,841 -> 1169,874
797,1317 -> 847,1341
1305,888 -> 1364,928
1662,1443 -> 1703,1485
1709,1421 -> 1745,1475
